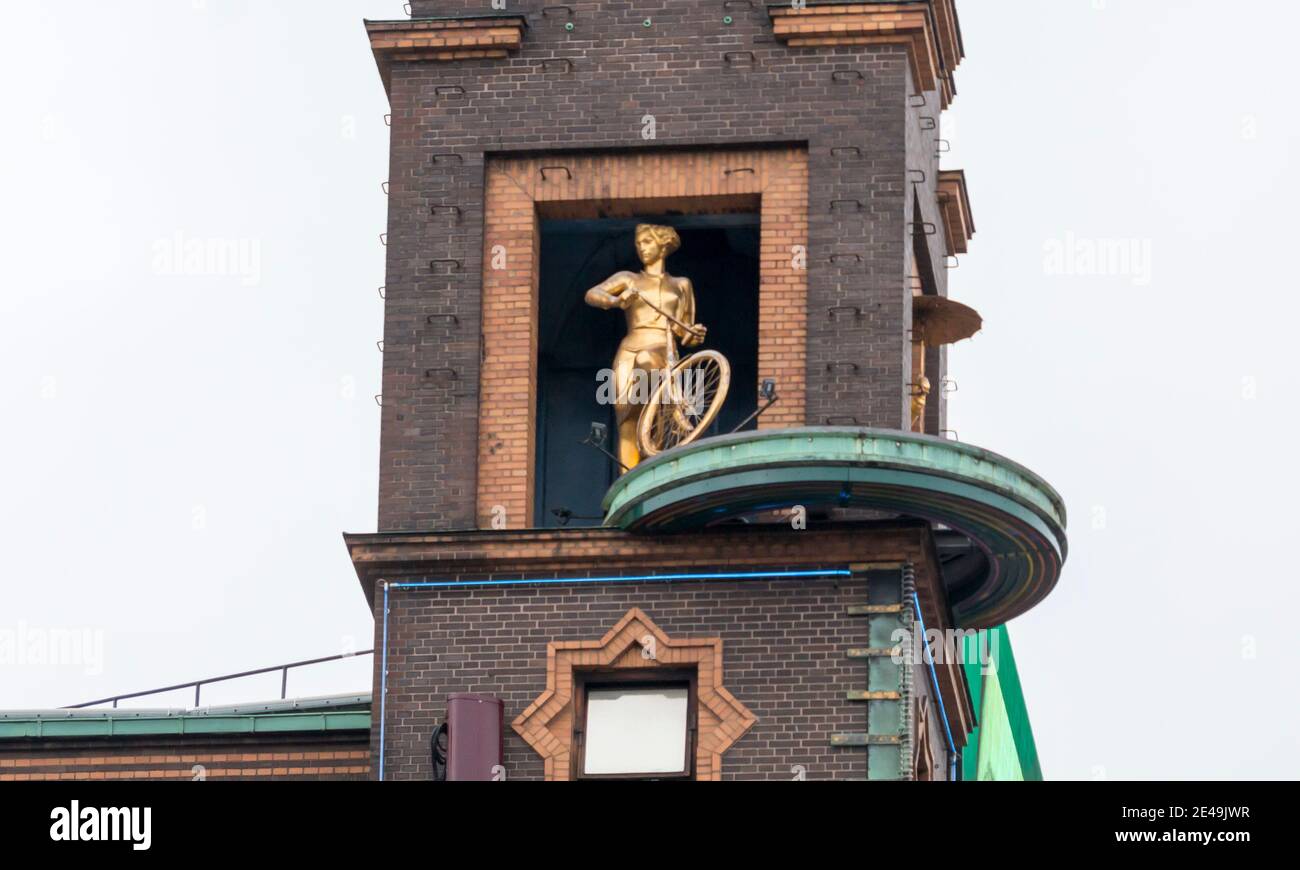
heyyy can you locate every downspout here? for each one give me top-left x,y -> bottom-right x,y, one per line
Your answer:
379,580 -> 389,782
911,592 -> 959,781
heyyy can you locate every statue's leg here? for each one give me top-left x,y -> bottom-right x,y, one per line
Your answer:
612,349 -> 641,469
629,347 -> 670,461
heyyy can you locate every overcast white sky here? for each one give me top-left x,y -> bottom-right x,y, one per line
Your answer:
2,1 -> 1297,780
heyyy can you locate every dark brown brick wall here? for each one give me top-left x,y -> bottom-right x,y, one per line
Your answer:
375,571 -> 875,781
377,0 -> 945,531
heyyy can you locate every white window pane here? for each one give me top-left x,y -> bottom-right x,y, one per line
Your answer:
583,687 -> 689,775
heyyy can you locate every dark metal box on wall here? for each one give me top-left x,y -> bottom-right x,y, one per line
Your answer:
444,694 -> 504,782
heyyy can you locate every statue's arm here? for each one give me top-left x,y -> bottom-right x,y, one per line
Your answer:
675,278 -> 706,346
585,272 -> 636,309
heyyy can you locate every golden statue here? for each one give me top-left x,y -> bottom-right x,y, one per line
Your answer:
910,373 -> 931,432
586,224 -> 730,470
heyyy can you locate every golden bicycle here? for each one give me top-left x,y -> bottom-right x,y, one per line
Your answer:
628,289 -> 731,459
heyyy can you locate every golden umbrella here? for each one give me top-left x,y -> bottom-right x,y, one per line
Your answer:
912,296 -> 983,346
908,295 -> 982,434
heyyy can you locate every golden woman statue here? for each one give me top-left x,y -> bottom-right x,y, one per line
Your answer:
586,224 -> 723,470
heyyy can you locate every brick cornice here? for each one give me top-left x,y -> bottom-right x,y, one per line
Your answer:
365,15 -> 527,94
345,521 -> 939,605
768,2 -> 961,108
937,169 -> 975,256
931,0 -> 964,73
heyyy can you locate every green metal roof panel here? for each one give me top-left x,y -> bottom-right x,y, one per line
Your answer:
109,718 -> 190,737
0,711 -> 370,741
961,625 -> 1042,781
177,717 -> 255,736
984,625 -> 1042,780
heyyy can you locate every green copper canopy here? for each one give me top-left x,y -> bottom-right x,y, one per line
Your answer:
602,428 -> 1067,628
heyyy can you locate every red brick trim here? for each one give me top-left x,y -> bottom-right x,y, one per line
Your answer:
512,608 -> 756,781
478,147 -> 809,529
937,169 -> 975,256
366,17 -> 527,93
0,745 -> 369,781
770,3 -> 957,108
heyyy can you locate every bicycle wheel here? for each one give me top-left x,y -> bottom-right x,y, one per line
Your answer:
637,350 -> 731,459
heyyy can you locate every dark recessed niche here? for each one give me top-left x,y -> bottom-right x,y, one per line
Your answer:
534,213 -> 760,527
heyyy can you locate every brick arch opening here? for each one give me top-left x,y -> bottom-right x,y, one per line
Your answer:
477,147 -> 809,528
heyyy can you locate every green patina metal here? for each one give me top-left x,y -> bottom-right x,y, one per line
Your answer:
837,568 -> 910,780
962,625 -> 1042,781
605,428 -> 1065,529
602,428 -> 1068,628
0,710 -> 370,740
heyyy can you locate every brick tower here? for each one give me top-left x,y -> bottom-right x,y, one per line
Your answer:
347,0 -> 1066,781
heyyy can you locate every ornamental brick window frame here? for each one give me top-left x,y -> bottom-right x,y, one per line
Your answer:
511,607 -> 757,782
477,146 -> 809,529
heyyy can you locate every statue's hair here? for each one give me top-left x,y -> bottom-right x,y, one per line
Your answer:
635,223 -> 681,257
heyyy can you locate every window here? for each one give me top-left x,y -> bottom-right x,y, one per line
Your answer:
573,669 -> 697,780
913,695 -> 936,781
